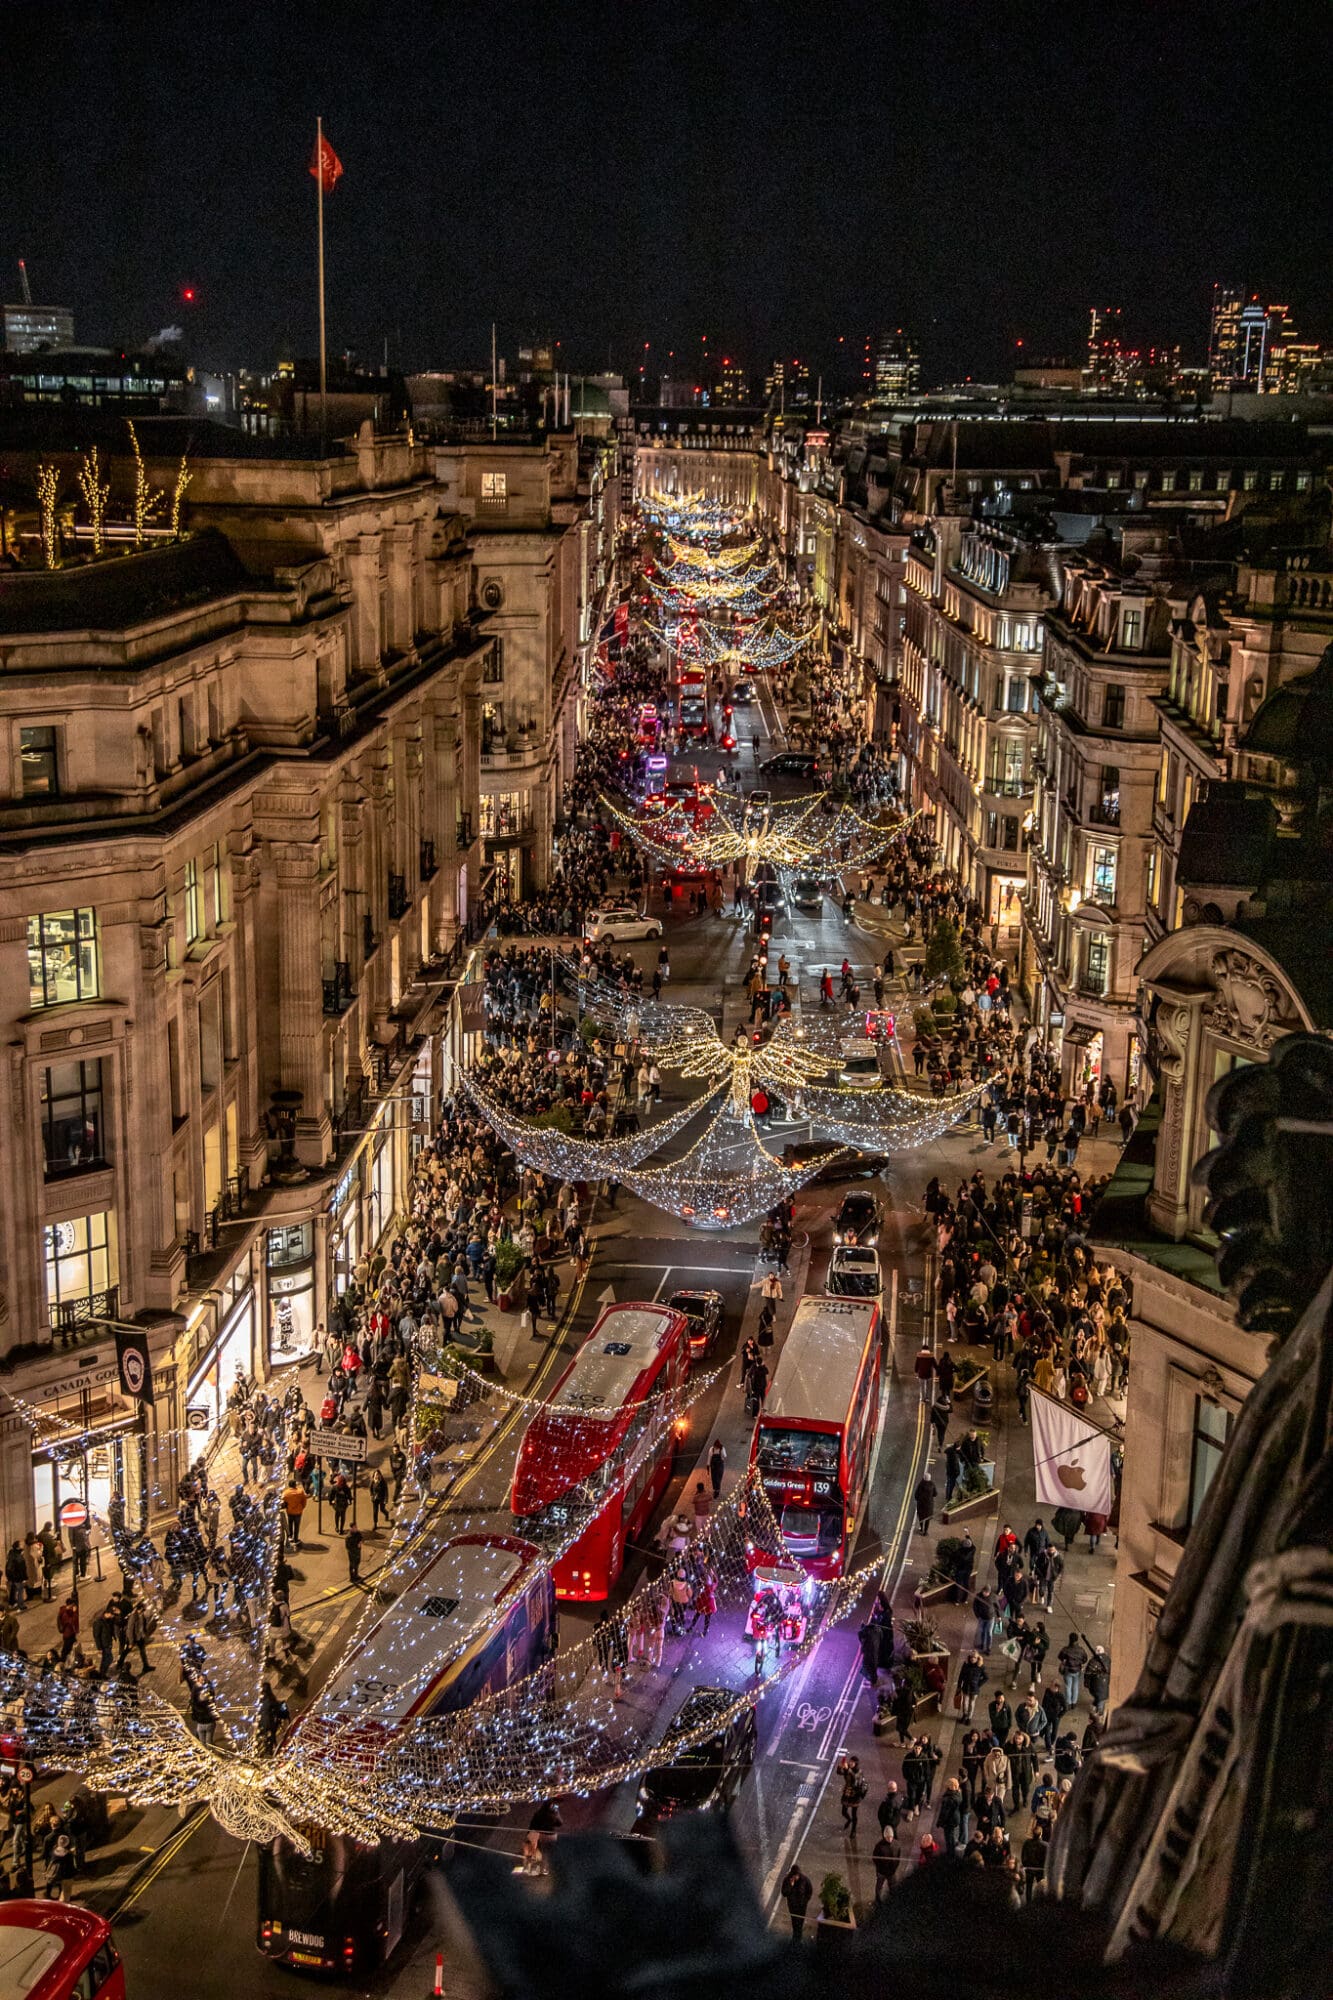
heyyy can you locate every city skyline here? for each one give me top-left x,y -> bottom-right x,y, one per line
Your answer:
4,1 -> 1330,380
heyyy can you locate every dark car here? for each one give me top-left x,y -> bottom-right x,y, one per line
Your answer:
792,872 -> 823,910
634,1687 -> 758,1824
728,680 -> 757,706
753,879 -> 784,936
759,751 -> 821,782
833,1188 -> 884,1246
782,1141 -> 888,1184
668,1288 -> 724,1359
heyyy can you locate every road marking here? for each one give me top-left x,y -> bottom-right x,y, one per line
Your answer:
760,1647 -> 862,1907
759,1390 -> 928,1923
616,1261 -> 749,1275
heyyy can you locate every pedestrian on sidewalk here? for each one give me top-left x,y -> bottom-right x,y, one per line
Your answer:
1085,1646 -> 1110,1722
281,1481 -> 307,1547
781,1864 -> 813,1939
973,1585 -> 998,1653
913,1343 -> 937,1406
690,1480 -> 712,1529
1058,1632 -> 1088,1710
936,1778 -> 965,1858
954,1650 -> 986,1721
838,1754 -> 868,1837
368,1467 -> 390,1530
872,1829 -> 901,1900
56,1595 -> 78,1663
707,1439 -> 726,1499
345,1525 -> 364,1584
913,1472 -> 937,1534
330,1473 -> 352,1534
902,1741 -> 927,1819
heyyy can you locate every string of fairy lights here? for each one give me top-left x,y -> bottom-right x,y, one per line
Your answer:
0,487 -> 965,1853
599,786 -> 924,877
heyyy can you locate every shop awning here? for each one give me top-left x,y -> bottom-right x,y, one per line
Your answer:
1063,1021 -> 1100,1047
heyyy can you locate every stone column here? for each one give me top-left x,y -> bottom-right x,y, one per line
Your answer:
274,842 -> 330,1164
1145,982 -> 1210,1240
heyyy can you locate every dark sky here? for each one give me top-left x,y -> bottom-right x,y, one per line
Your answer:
4,0 -> 1331,386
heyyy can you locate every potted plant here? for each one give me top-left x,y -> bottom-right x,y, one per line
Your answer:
943,1457 -> 1000,1523
903,1612 -> 950,1717
493,1238 -> 526,1312
816,1871 -> 855,1942
926,1533 -> 977,1604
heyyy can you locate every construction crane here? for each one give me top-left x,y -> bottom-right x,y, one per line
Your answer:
17,259 -> 32,307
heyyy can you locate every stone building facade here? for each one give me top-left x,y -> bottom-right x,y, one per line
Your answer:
0,416 -> 614,1547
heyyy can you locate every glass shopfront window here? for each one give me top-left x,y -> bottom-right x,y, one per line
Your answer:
187,1292 -> 255,1453
267,1222 -> 317,1367
368,1132 -> 397,1250
330,1159 -> 362,1297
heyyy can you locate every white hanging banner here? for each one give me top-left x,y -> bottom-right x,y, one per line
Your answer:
1029,1388 -> 1114,1516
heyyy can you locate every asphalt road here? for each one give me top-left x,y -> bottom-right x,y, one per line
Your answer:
101,667 -> 928,1997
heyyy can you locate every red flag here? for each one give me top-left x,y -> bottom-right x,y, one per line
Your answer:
309,132 -> 344,193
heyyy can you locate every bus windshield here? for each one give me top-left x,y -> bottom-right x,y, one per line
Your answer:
779,1506 -> 844,1558
756,1426 -> 839,1477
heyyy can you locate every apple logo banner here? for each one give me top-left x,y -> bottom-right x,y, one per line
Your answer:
1030,1388 -> 1114,1514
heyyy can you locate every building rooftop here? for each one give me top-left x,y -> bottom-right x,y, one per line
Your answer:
0,407 -> 349,460
1176,785 -> 1278,890
0,528 -> 255,636
1090,1093 -> 1225,1294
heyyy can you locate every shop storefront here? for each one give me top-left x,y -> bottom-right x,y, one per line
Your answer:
989,871 -> 1025,933
367,1115 -> 399,1254
266,1221 -> 318,1369
329,1157 -> 363,1297
28,1360 -> 140,1549
410,1043 -> 434,1167
185,1282 -> 256,1454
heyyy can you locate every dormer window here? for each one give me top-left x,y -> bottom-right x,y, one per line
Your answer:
1121,609 -> 1142,649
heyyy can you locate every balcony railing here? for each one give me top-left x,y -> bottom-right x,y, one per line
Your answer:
49,1285 -> 120,1340
456,812 -> 474,848
419,838 -> 438,882
387,871 -> 409,921
1089,801 -> 1121,827
322,961 -> 354,1016
983,776 -> 1031,798
363,912 -> 378,962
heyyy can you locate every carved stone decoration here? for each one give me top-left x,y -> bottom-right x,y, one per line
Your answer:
1048,1032 -> 1333,1995
1204,948 -> 1302,1051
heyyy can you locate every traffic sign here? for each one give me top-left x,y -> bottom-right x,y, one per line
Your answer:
17,1766 -> 33,1786
185,1405 -> 210,1431
309,1428 -> 367,1463
58,1498 -> 88,1530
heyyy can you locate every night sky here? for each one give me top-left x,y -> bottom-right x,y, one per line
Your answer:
5,0 -> 1331,386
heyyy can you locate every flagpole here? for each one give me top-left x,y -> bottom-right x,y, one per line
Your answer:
316,114 -> 328,444
491,321 -> 498,440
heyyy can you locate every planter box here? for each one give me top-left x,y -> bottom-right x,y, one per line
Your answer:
815,1915 -> 856,1944
943,1486 -> 1000,1523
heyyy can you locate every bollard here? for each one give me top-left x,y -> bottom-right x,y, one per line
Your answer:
427,1950 -> 444,1998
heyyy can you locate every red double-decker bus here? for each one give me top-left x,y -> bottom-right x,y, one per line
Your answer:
750,1296 -> 882,1579
511,1301 -> 690,1600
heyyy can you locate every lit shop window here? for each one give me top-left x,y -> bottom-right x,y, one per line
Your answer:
27,909 -> 99,1010
43,1210 -> 115,1328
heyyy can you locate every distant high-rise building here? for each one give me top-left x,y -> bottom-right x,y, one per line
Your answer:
874,328 -> 920,399
713,356 -> 749,405
3,302 -> 74,354
1208,284 -> 1245,388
